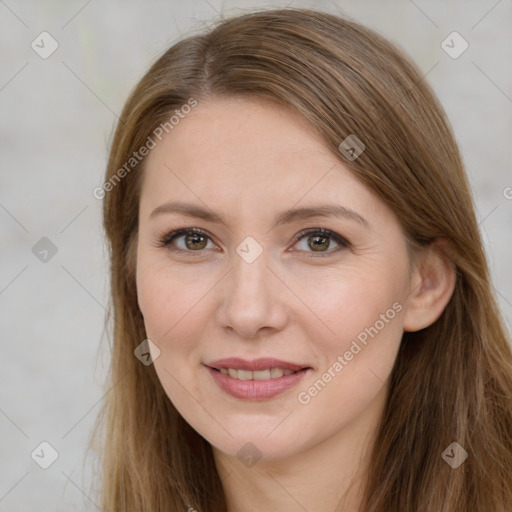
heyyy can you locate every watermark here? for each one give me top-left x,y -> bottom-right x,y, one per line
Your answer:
32,236 -> 58,263
93,98 -> 198,199
441,31 -> 469,59
338,134 -> 365,161
441,442 -> 468,469
31,441 -> 59,469
297,301 -> 403,405
236,236 -> 263,263
31,31 -> 59,59
237,442 -> 262,468
504,186 -> 512,200
134,339 -> 161,365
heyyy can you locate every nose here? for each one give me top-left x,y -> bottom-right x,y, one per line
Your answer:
215,246 -> 288,339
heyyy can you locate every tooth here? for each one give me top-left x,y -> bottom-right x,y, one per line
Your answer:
253,369 -> 271,380
237,369 -> 253,380
227,368 -> 238,379
270,368 -> 284,378
221,367 -> 297,380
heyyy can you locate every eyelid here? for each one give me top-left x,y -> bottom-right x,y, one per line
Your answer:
159,227 -> 210,245
291,227 -> 348,246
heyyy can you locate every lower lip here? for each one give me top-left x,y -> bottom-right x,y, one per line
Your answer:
206,366 -> 310,400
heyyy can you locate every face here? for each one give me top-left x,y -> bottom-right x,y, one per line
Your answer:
136,97 -> 413,462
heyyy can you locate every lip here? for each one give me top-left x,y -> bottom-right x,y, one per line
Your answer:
206,357 -> 309,372
204,358 -> 312,400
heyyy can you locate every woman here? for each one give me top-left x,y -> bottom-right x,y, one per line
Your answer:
90,8 -> 512,511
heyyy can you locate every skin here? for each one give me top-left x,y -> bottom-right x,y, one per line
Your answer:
135,97 -> 456,511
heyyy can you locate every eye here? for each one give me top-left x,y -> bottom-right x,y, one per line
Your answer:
291,228 -> 350,258
158,227 -> 216,255
157,227 -> 350,258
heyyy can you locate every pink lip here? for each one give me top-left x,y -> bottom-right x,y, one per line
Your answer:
206,357 -> 309,372
204,358 -> 312,400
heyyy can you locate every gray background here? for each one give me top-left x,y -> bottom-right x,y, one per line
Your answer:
1,0 -> 511,510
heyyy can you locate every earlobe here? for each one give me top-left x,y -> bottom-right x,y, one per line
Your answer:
403,238 -> 457,332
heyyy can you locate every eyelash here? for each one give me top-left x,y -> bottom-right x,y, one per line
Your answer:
157,227 -> 350,258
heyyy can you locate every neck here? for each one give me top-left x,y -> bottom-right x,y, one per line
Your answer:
213,385 -> 387,512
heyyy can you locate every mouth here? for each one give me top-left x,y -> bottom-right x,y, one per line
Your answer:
215,367 -> 298,380
204,357 -> 312,400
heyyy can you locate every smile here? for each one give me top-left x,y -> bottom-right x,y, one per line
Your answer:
204,357 -> 312,400
218,368 -> 297,380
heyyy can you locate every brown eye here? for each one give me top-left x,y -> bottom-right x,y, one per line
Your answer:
183,232 -> 208,250
293,228 -> 350,257
160,228 -> 214,254
308,233 -> 331,252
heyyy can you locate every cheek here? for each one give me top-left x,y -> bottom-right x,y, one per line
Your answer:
136,264 -> 207,404
299,263 -> 406,401
298,264 -> 404,341
136,256 -> 209,343
293,277 -> 404,440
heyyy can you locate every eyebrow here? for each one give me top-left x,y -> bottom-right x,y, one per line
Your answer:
149,201 -> 370,230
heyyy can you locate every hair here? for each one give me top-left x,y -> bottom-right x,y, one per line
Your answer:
89,7 -> 512,512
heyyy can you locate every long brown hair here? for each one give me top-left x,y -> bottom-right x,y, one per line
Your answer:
89,7 -> 512,511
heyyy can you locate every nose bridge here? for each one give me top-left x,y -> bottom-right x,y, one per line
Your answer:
218,238 -> 286,336
229,241 -> 270,304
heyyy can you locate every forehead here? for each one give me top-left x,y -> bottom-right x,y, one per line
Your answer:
138,98 -> 382,226
150,97 -> 331,170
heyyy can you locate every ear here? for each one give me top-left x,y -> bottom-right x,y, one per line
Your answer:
403,238 -> 457,332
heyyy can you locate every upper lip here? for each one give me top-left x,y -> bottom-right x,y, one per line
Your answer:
205,357 -> 310,372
